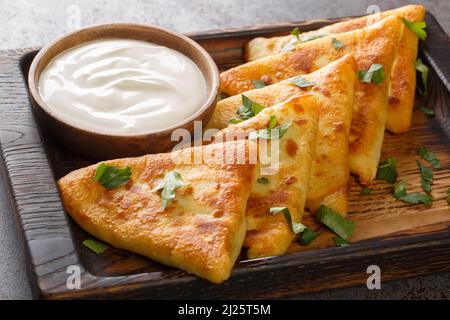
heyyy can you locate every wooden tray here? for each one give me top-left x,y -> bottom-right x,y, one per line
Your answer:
0,12 -> 449,299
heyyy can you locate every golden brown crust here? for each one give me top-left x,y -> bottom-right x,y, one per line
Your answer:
208,55 -> 356,214
220,15 -> 403,184
244,5 -> 425,134
57,140 -> 257,284
217,94 -> 320,258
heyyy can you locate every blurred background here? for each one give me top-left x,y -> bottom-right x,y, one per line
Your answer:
0,0 -> 449,299
0,0 -> 448,50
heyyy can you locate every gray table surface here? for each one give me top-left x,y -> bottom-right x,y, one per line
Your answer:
0,0 -> 449,300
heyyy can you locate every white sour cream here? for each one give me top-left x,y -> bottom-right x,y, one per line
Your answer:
38,39 -> 207,134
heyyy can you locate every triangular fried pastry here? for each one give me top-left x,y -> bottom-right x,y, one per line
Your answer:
208,55 -> 356,215
216,94 -> 319,258
245,5 -> 425,133
220,15 -> 403,184
58,140 -> 258,284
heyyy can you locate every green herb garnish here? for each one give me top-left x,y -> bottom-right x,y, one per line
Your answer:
377,157 -> 398,184
417,160 -> 433,193
393,180 -> 408,199
415,59 -> 429,96
229,95 -> 265,124
153,171 -> 187,209
290,27 -> 301,41
252,80 -> 266,89
83,240 -> 108,254
316,205 -> 355,240
418,106 -> 435,116
268,115 -> 277,129
402,18 -> 427,41
217,91 -> 228,101
361,187 -> 371,195
290,76 -> 316,88
331,37 -> 344,50
270,207 -> 305,234
333,236 -> 349,247
299,228 -> 317,245
248,122 -> 292,140
418,147 -> 440,170
358,64 -> 385,85
94,163 -> 132,189
257,177 -> 270,184
393,180 -> 432,205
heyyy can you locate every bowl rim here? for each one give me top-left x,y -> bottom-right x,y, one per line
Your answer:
28,22 -> 220,138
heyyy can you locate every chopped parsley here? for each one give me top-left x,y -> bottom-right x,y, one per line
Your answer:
248,122 -> 292,140
377,157 -> 398,184
361,187 -> 371,195
415,59 -> 429,96
94,163 -> 132,189
417,160 -> 433,193
83,240 -> 108,254
257,177 -> 270,184
331,37 -> 344,50
418,146 -> 440,169
358,64 -> 385,85
153,171 -> 187,209
252,80 -> 266,89
402,18 -> 427,41
333,236 -> 349,247
393,180 -> 432,205
298,228 -> 317,245
228,94 -> 265,124
289,75 -> 316,88
418,106 -> 435,116
316,205 -> 355,240
270,207 -> 305,234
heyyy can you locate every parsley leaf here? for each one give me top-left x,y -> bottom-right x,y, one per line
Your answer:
417,160 -> 433,193
257,177 -> 270,184
402,18 -> 427,41
361,187 -> 371,195
289,76 -> 316,88
418,146 -> 440,169
415,59 -> 429,96
331,37 -> 344,50
299,228 -> 317,245
252,80 -> 266,89
400,192 -> 432,205
268,115 -> 277,129
249,122 -> 292,140
393,180 -> 432,205
153,171 -> 187,209
270,207 -> 305,234
316,205 -> 355,240
94,163 -> 132,189
290,27 -> 301,41
418,106 -> 435,116
229,94 -> 265,124
334,236 -> 349,247
393,180 -> 408,199
377,157 -> 398,184
83,240 -> 108,254
358,64 -> 385,85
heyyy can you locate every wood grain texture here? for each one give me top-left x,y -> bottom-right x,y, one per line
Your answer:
0,12 -> 449,299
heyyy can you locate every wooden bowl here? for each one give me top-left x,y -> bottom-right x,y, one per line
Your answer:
28,23 -> 219,160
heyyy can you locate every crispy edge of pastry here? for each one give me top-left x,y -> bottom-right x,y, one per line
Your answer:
57,140 -> 258,284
